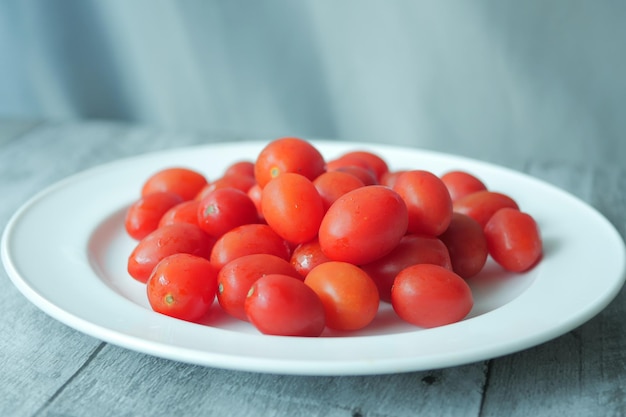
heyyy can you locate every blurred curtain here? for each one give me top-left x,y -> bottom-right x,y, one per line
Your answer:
0,0 -> 624,163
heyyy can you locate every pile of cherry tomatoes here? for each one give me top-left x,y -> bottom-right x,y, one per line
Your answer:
124,137 -> 543,337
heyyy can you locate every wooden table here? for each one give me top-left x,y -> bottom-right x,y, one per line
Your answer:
1,120 -> 625,417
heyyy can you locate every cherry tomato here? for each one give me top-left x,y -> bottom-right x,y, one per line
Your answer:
313,170 -> 365,212
484,208 -> 542,272
146,253 -> 218,322
305,261 -> 379,331
380,170 -> 407,188
261,173 -> 324,244
438,212 -> 488,279
391,264 -> 473,328
141,167 -> 208,201
246,183 -> 264,220
158,200 -> 201,228
245,274 -> 326,337
128,223 -> 216,283
210,223 -> 291,270
195,174 -> 256,201
453,190 -> 519,228
125,191 -> 184,240
318,185 -> 408,265
254,137 -> 326,188
337,150 -> 389,181
393,170 -> 452,236
217,254 -> 302,321
197,188 -> 259,237
360,234 -> 452,302
440,170 -> 488,202
223,160 -> 255,179
332,165 -> 378,186
290,238 -> 332,277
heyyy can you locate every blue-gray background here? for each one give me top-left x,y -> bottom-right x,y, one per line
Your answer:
1,0 -> 624,164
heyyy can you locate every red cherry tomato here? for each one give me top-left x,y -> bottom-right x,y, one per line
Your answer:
360,234 -> 452,302
195,174 -> 256,201
318,185 -> 408,265
217,254 -> 302,321
141,167 -> 208,201
332,165 -> 378,186
128,223 -> 216,283
438,212 -> 488,279
453,190 -> 519,228
254,137 -> 326,188
379,170 -> 407,188
484,208 -> 543,272
440,170 -> 488,202
197,188 -> 259,237
261,173 -> 324,244
210,224 -> 291,270
125,191 -> 184,240
393,170 -> 453,236
158,200 -> 201,228
391,264 -> 473,328
312,170 -> 365,212
304,261 -> 379,331
290,238 -> 332,277
245,274 -> 326,337
146,253 -> 218,322
337,150 -> 389,181
223,160 -> 255,179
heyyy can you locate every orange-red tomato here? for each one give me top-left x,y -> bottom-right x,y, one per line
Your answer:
223,160 -> 255,179
261,173 -> 324,244
197,188 -> 259,237
440,170 -> 488,202
254,137 -> 326,188
290,238 -> 332,277
453,190 -> 519,228
318,185 -> 408,265
391,264 -> 473,328
158,200 -> 201,228
393,170 -> 453,236
209,224 -> 291,270
245,274 -> 326,337
484,208 -> 542,272
336,150 -> 390,182
195,174 -> 256,201
147,253 -> 218,322
141,167 -> 208,201
305,261 -> 379,331
312,170 -> 365,212
128,223 -> 215,283
360,234 -> 452,302
125,191 -> 184,240
439,212 -> 488,279
217,254 -> 302,321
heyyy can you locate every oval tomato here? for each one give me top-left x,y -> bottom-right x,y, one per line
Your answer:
360,234 -> 452,302
304,261 -> 379,331
453,190 -> 519,228
312,170 -> 365,212
440,170 -> 488,202
147,253 -> 218,322
217,253 -> 302,321
391,264 -> 473,328
245,274 -> 326,337
128,223 -> 216,283
141,167 -> 208,201
209,224 -> 291,270
158,200 -> 201,228
197,187 -> 259,237
438,212 -> 488,279
254,137 -> 326,188
290,238 -> 332,277
125,191 -> 184,240
484,208 -> 542,272
392,170 -> 452,236
318,185 -> 408,265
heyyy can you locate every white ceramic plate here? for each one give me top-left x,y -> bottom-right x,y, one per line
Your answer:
2,141 -> 625,375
